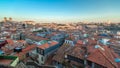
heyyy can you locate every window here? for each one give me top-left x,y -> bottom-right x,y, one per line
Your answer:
26,53 -> 29,57
67,40 -> 69,43
41,57 -> 43,61
65,40 -> 67,43
37,48 -> 41,54
41,50 -> 44,55
37,48 -> 44,55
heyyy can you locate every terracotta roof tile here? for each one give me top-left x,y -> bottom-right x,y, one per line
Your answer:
52,43 -> 72,63
6,39 -> 14,45
53,41 -> 120,68
37,41 -> 58,49
76,40 -> 83,45
87,46 -> 119,68
15,45 -> 36,60
0,59 -> 13,65
26,34 -> 48,41
22,45 -> 36,52
67,46 -> 85,59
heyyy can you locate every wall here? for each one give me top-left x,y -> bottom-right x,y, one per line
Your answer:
10,57 -> 19,67
65,40 -> 74,46
0,55 -> 19,67
44,43 -> 60,55
37,54 -> 45,64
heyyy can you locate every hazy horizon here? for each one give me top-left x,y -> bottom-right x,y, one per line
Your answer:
0,0 -> 120,23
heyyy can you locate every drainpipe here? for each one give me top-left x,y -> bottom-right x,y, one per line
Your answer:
92,62 -> 95,68
84,54 -> 87,68
84,46 -> 88,68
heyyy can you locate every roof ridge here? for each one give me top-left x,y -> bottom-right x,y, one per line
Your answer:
98,49 -> 118,68
106,47 -> 118,68
107,48 -> 116,61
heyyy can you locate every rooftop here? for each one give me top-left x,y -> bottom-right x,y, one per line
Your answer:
0,55 -> 18,67
37,41 -> 58,50
0,59 -> 13,65
52,43 -> 72,63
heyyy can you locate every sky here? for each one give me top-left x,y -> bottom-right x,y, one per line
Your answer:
0,0 -> 120,23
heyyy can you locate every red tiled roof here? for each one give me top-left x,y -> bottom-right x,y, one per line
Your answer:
15,45 -> 36,60
67,46 -> 85,59
52,43 -> 72,63
22,45 -> 36,52
17,40 -> 26,43
6,39 -> 14,45
87,46 -> 118,68
26,34 -> 48,41
53,35 -> 120,68
37,41 -> 58,49
76,40 -> 83,45
0,59 -> 13,65
37,43 -> 49,49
